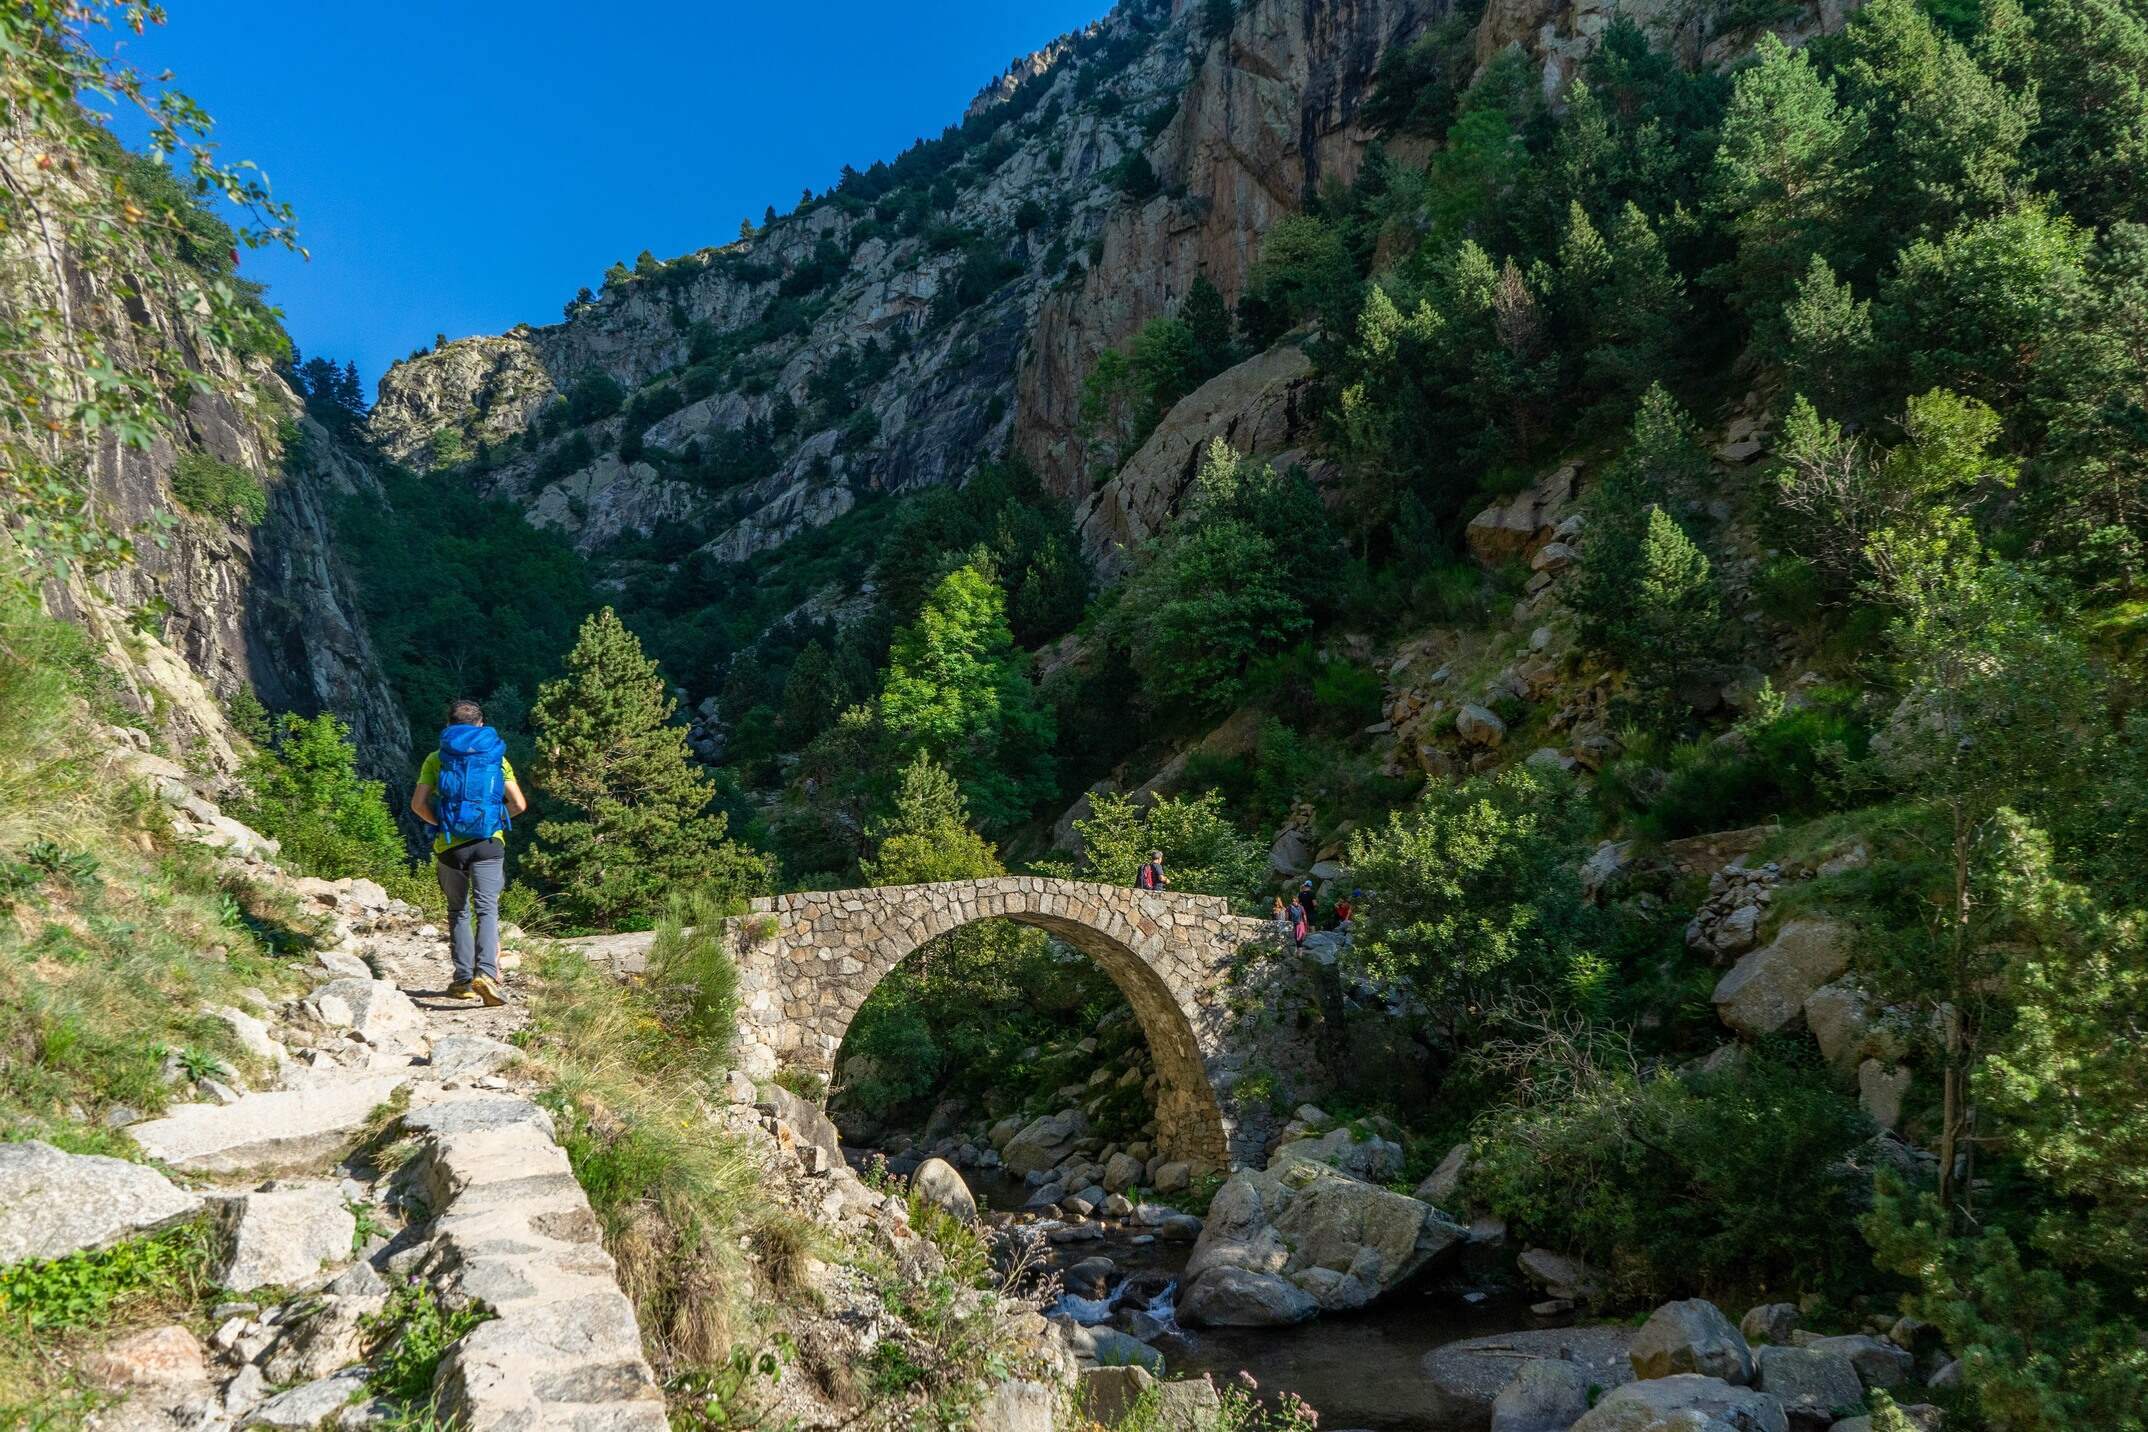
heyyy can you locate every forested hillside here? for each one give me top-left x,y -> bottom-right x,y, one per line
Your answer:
5,0 -> 2148,1427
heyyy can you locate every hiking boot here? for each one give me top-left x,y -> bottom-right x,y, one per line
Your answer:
470,974 -> 506,1008
444,980 -> 475,1000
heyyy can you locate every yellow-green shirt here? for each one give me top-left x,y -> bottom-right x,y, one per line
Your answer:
417,752 -> 516,853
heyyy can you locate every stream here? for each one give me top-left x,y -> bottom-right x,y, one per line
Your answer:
961,1168 -> 1539,1431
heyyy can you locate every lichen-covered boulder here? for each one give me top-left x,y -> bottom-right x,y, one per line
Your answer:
1180,1160 -> 1463,1325
1571,1374 -> 1790,1432
1631,1299 -> 1755,1384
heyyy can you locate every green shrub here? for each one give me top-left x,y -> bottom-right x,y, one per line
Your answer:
1346,764 -> 1597,1020
1075,787 -> 1267,903
643,885 -> 749,1061
1469,1035 -> 1876,1304
1624,692 -> 1871,840
170,450 -> 268,526
233,711 -> 408,882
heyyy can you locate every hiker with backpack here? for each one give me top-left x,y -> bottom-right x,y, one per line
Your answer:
409,700 -> 528,1006
1137,850 -> 1168,892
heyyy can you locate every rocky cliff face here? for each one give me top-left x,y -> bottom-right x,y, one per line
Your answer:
1019,0 -> 1437,496
367,0 -> 1434,575
56,384 -> 412,782
16,220 -> 410,780
369,1 -> 1189,565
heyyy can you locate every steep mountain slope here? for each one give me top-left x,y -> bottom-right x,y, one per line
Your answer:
367,0 -> 1437,568
2,136 -> 407,779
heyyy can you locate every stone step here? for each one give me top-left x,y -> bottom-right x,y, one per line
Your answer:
128,1073 -> 411,1175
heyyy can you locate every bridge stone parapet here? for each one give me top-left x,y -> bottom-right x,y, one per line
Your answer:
726,877 -> 1294,1171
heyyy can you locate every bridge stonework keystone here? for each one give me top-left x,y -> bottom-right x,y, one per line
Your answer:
725,878 -> 1301,1171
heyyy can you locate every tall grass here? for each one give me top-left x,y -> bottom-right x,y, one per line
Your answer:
0,585 -> 321,1149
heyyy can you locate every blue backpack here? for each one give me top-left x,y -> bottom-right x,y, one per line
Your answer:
435,724 -> 509,844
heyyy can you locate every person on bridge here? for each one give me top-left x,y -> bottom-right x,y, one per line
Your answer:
1271,896 -> 1295,945
410,699 -> 529,1007
1137,850 -> 1168,891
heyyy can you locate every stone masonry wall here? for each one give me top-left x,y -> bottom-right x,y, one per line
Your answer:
726,878 -> 1290,1171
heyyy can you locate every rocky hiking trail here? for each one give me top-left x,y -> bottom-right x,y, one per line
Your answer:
5,861 -> 669,1431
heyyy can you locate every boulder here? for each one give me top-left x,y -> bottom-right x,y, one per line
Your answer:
1269,1125 -> 1405,1183
1754,1346 -> 1865,1427
215,1183 -> 356,1292
1062,1321 -> 1166,1374
0,1141 -> 204,1265
80,1323 -> 207,1389
1713,921 -> 1854,1038
1457,704 -> 1508,748
1174,1265 -> 1318,1327
1081,1363 -> 1156,1423
243,1368 -> 372,1427
1581,839 -> 1638,901
1270,827 -> 1315,877
128,1074 -> 411,1174
978,1378 -> 1056,1432
1802,982 -> 1878,1074
1517,1247 -> 1605,1302
261,1294 -> 376,1383
1492,1358 -> 1594,1432
1803,1335 -> 1913,1390
1063,1256 -> 1115,1299
759,1085 -> 843,1170
1102,1151 -> 1146,1193
1179,1160 -> 1464,1324
1003,1110 -> 1088,1176
207,1005 -> 289,1067
1741,1303 -> 1800,1347
1424,1327 -> 1635,1429
911,1158 -> 978,1222
1570,1374 -> 1789,1432
1079,347 -> 1318,581
305,977 -> 428,1048
1858,1061 -> 1912,1132
1631,1299 -> 1755,1385
1152,1376 -> 1226,1430
1152,1160 -> 1192,1194
1416,1141 -> 1471,1207
313,947 -> 373,980
429,1032 -> 518,1080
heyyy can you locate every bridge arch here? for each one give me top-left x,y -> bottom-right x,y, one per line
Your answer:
726,877 -> 1287,1170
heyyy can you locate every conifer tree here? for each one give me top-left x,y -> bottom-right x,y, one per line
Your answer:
778,638 -> 841,747
525,608 -> 769,929
879,563 -> 1055,831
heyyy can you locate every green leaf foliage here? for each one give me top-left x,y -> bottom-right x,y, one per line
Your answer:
525,608 -> 773,930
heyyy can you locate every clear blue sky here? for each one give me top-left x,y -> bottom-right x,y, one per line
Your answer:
115,1 -> 1108,395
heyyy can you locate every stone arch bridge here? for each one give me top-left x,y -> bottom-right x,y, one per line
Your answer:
721,878 -> 1302,1171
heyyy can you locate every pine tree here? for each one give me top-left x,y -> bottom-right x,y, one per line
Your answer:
336,360 -> 366,417
1627,503 -> 1722,718
524,608 -> 769,929
778,639 -> 841,747
860,753 -> 1001,886
1183,274 -> 1235,380
879,563 -> 1055,831
1709,34 -> 1870,323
